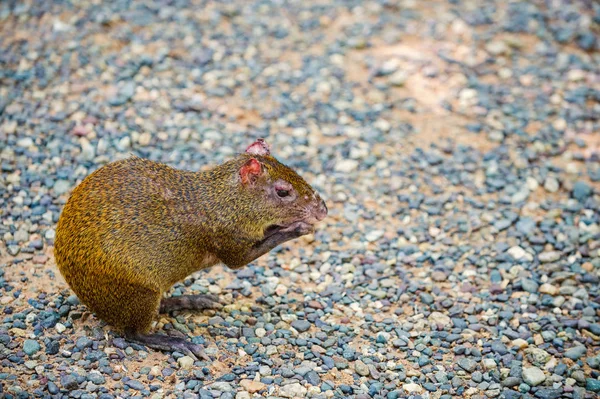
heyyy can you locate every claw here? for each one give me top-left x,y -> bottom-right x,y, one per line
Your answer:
175,341 -> 209,361
189,343 -> 210,361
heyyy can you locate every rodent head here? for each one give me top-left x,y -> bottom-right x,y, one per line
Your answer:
237,139 -> 327,238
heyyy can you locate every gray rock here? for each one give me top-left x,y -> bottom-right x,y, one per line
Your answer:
587,378 -> 600,392
526,347 -> 552,366
53,180 -> 71,195
458,358 -> 477,372
572,181 -> 592,201
291,320 -> 311,332
571,370 -> 586,383
23,339 -> 41,356
294,366 -> 311,376
211,382 -> 233,392
587,355 -> 600,369
521,278 -> 539,293
87,372 -> 105,385
435,371 -> 448,383
355,360 -> 370,376
305,370 -> 320,385
61,375 -> 79,390
541,331 -> 556,342
7,245 -> 20,256
534,388 -> 563,399
502,376 -> 521,388
76,336 -> 93,349
14,229 -> 29,243
125,380 -> 145,390
120,81 -> 136,99
516,217 -> 536,235
564,345 -> 587,360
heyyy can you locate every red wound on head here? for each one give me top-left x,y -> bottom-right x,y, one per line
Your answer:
245,138 -> 270,156
240,158 -> 262,184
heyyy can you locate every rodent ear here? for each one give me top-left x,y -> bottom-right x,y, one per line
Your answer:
240,158 -> 262,185
245,138 -> 270,156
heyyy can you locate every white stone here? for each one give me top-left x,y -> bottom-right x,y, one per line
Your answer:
365,230 -> 384,242
255,328 -> 266,338
567,69 -> 585,82
6,172 -> 20,184
486,40 -> 509,55
526,177 -> 539,191
334,159 -> 358,173
539,283 -> 558,295
14,229 -> 29,243
117,136 -> 131,151
552,118 -> 567,131
428,312 -> 451,326
489,131 -> 504,142
389,70 -> 408,86
177,355 -> 194,369
275,284 -> 288,296
17,137 -> 34,147
459,88 -> 478,107
279,382 -> 307,398
55,323 -> 66,333
483,358 -> 497,370
511,189 -> 529,203
499,68 -> 512,79
429,226 -> 441,237
507,246 -> 527,260
522,367 -> 545,386
543,177 -> 559,193
208,285 -> 222,294
0,296 -> 13,305
138,132 -> 152,146
538,251 -> 560,263
381,58 -> 400,74
80,138 -> 95,161
374,119 -> 391,132
512,338 -> 529,349
402,383 -> 423,393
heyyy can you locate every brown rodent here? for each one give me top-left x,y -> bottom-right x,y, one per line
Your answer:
54,139 -> 327,359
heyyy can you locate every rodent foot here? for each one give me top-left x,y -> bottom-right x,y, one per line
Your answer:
160,294 -> 223,314
125,331 -> 209,361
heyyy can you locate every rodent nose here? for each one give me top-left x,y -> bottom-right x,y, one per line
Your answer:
316,199 -> 327,221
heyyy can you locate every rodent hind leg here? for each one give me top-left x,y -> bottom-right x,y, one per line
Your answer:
159,294 -> 222,313
125,329 -> 209,361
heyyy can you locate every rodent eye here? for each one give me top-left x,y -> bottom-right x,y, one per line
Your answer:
276,189 -> 290,198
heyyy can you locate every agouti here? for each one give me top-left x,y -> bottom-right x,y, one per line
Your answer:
54,139 -> 327,359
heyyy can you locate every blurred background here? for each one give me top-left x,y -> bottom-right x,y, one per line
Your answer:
1,0 -> 599,398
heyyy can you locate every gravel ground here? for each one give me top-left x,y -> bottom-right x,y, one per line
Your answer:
1,0 -> 599,398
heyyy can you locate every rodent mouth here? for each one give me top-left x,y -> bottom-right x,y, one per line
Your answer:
264,224 -> 284,238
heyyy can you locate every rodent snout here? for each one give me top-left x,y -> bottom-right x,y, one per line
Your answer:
315,199 -> 328,221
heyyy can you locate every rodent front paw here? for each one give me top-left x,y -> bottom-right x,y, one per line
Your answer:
293,222 -> 315,236
278,221 -> 315,237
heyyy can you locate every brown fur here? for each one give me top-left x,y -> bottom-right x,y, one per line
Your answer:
54,153 -> 324,333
